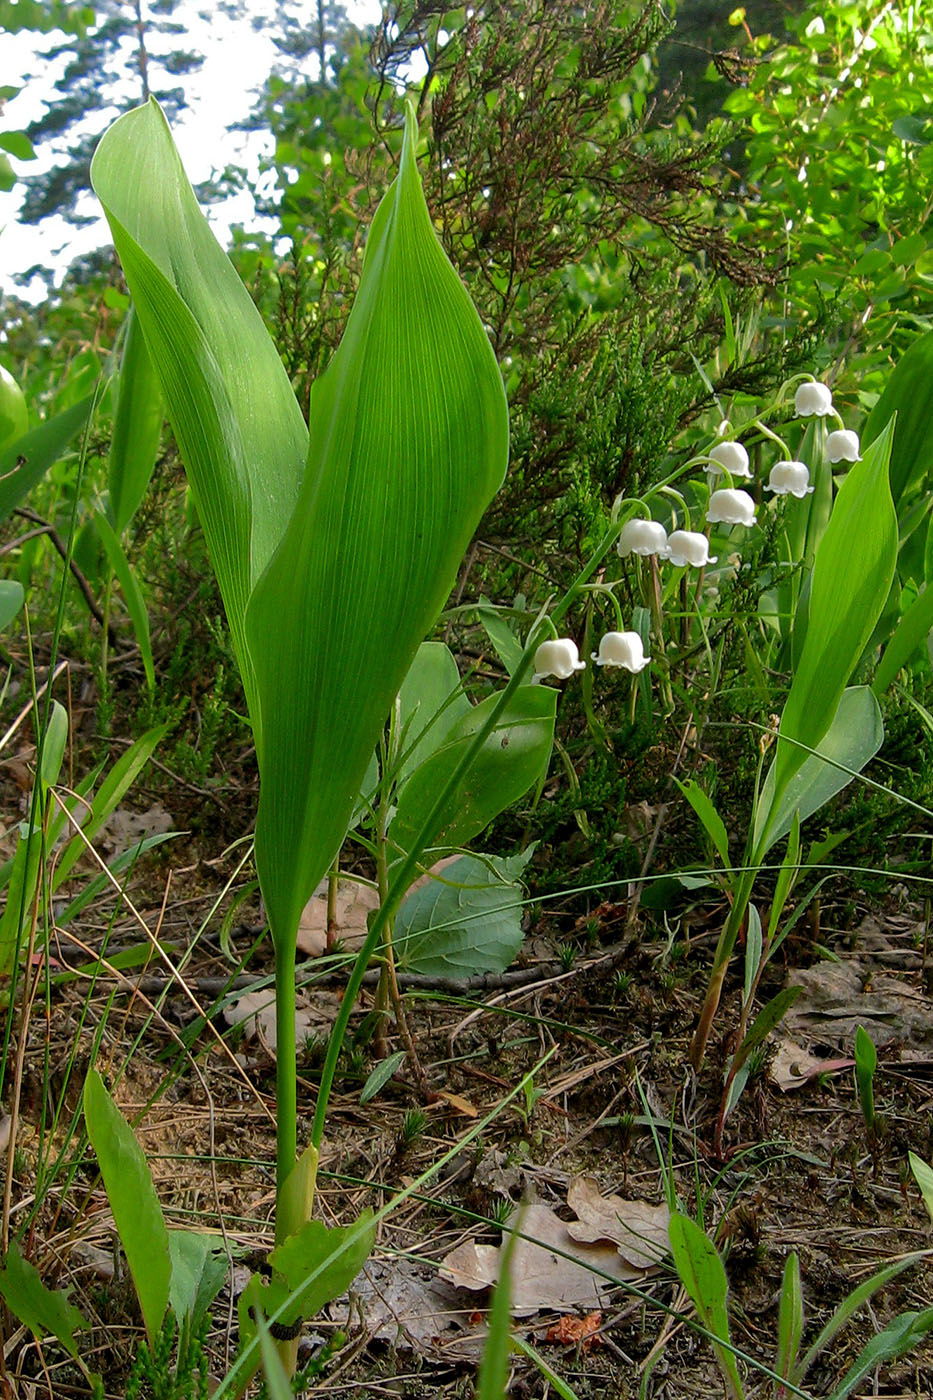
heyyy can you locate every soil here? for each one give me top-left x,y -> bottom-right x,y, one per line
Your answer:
3,809 -> 932,1400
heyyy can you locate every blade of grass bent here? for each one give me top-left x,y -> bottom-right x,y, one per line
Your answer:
246,102 -> 509,946
90,98 -> 308,716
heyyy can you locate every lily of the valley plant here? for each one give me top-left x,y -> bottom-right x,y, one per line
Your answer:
90,96 -> 508,1360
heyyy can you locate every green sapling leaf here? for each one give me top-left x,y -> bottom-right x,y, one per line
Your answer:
0,1240 -> 88,1361
668,1212 -> 744,1400
83,1067 -> 171,1346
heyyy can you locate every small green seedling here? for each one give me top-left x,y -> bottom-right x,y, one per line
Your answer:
853,1024 -> 877,1134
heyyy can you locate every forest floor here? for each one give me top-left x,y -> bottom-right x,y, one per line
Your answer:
6,803 -> 933,1400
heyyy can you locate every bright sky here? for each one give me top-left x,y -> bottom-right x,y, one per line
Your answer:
0,0 -> 382,302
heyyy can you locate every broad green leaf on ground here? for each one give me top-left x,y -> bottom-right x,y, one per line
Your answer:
0,1240 -> 87,1360
758,424 -> 897,859
395,848 -> 534,978
83,1068 -> 171,1345
108,304 -> 164,533
389,685 -> 555,858
754,686 -> 884,855
0,395 -> 95,524
245,103 -> 509,944
90,97 -> 309,715
396,642 -> 471,784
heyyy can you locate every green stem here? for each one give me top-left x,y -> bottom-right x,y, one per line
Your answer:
274,939 -> 297,1224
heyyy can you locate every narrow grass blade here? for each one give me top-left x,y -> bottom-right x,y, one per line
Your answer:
795,1254 -> 918,1382
873,582 -> 933,693
246,102 -> 508,945
908,1151 -> 933,1220
477,1208 -> 520,1400
825,1306 -> 933,1400
83,1067 -> 171,1346
675,778 -> 730,869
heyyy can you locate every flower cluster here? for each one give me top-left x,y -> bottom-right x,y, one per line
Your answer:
532,376 -> 865,685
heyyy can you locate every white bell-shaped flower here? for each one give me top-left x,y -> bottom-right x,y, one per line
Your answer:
794,380 -> 833,417
707,441 -> 751,478
533,638 -> 586,681
826,429 -> 861,463
591,631 -> 651,672
666,529 -> 717,567
616,518 -> 668,558
707,488 -> 757,526
765,460 -> 814,498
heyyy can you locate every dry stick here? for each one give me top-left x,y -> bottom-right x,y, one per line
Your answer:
10,508 -> 115,645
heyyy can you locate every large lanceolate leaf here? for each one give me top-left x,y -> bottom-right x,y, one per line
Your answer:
246,103 -> 509,943
758,422 -> 897,859
89,99 -> 308,712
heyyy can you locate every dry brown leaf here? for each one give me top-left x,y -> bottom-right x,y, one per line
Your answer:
769,1035 -> 853,1091
784,958 -> 933,1050
296,878 -> 380,957
565,1176 -> 670,1269
222,988 -> 339,1051
329,1258 -> 485,1360
99,802 -> 174,855
431,1090 -> 480,1118
439,1202 -> 639,1316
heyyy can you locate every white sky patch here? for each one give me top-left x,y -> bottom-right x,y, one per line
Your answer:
1,0 -> 381,302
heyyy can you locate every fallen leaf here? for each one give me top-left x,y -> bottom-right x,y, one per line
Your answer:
222,987 -> 340,1051
545,1310 -> 602,1348
565,1177 -> 670,1269
99,802 -> 174,855
431,1090 -> 479,1118
439,1202 -> 639,1316
329,1257 -> 485,1359
784,956 -> 933,1050
296,878 -> 380,957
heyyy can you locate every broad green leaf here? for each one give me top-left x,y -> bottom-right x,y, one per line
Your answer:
93,511 -> 154,689
389,686 -> 555,858
908,1151 -> 933,1221
0,395 -> 95,524
167,1231 -> 227,1334
397,642 -> 471,784
246,102 -> 509,944
0,579 -> 24,630
395,848 -> 533,978
734,987 -> 802,1073
674,779 -> 730,869
0,363 -> 28,449
863,329 -> 933,510
0,1240 -> 87,1361
873,583 -> 933,693
83,1067 -> 171,1345
853,1024 -> 876,1127
109,305 -> 164,533
90,98 -> 309,714
668,1213 -> 743,1400
755,686 -> 884,855
39,700 -> 68,791
765,423 -> 896,843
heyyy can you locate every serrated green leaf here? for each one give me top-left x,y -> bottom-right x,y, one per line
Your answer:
395,848 -> 533,978
83,1068 -> 171,1345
